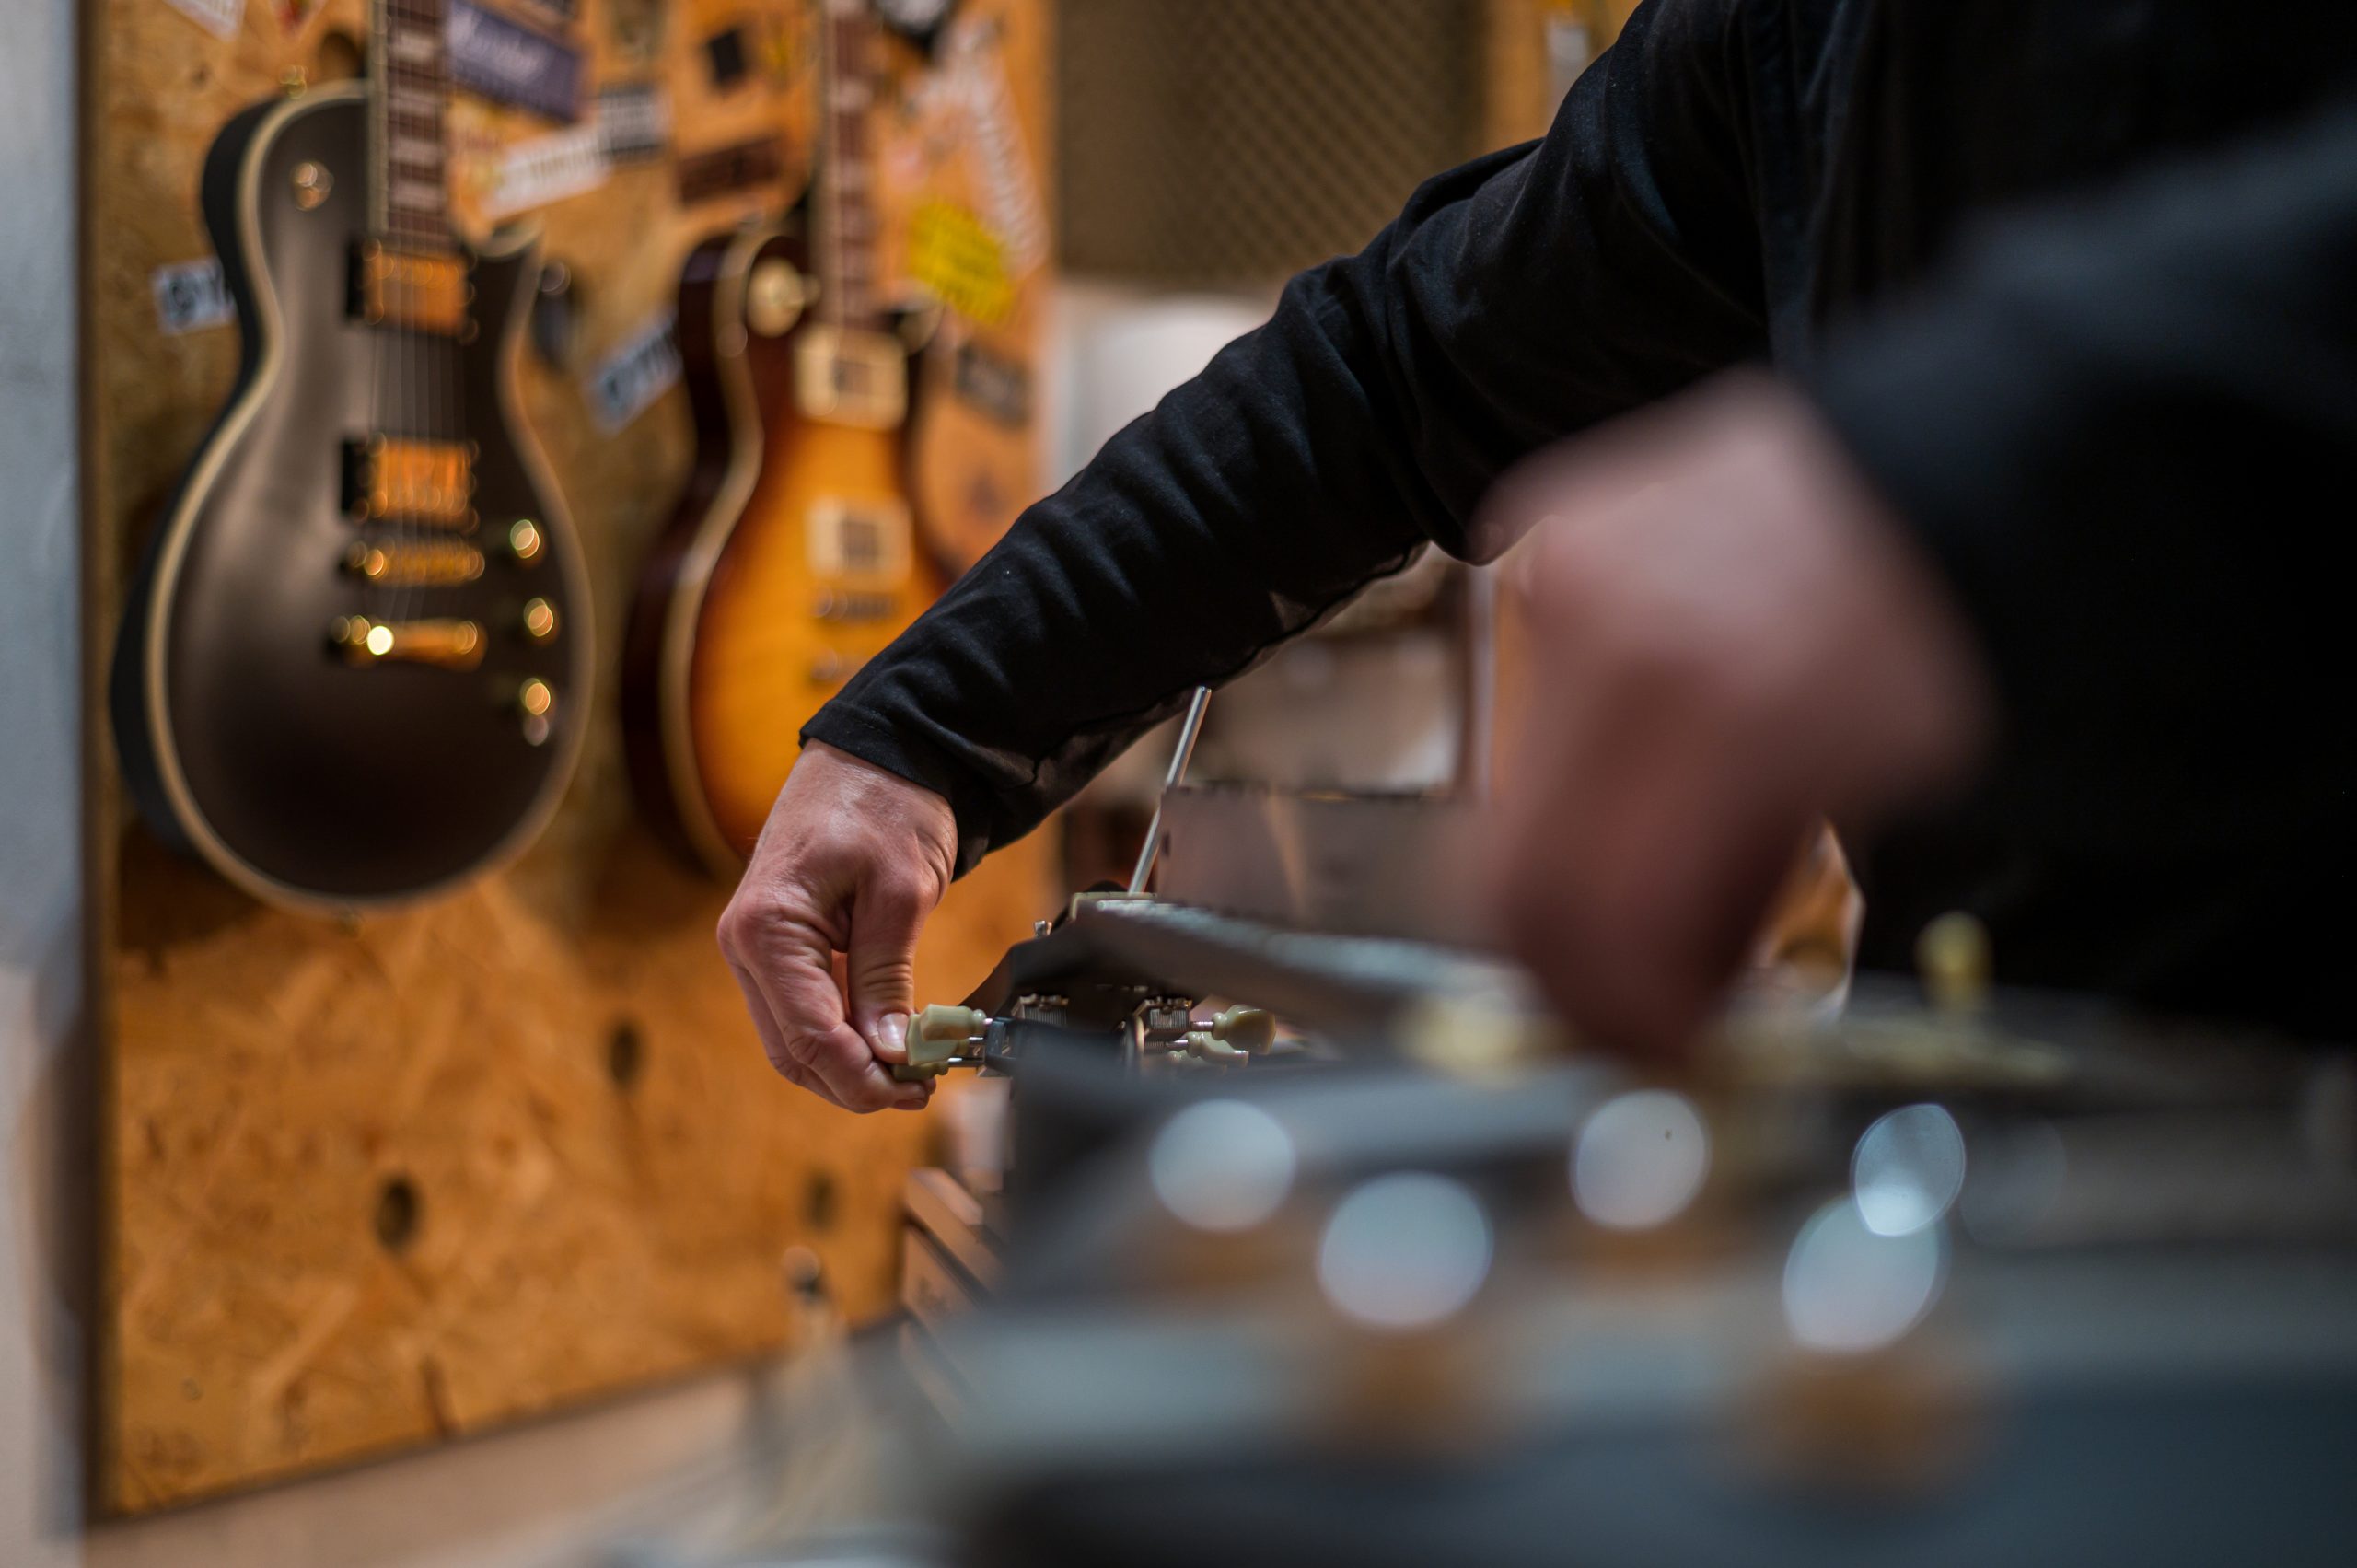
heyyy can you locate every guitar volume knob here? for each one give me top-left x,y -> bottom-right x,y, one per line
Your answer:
519,597 -> 559,644
516,678 -> 555,745
506,518 -> 544,563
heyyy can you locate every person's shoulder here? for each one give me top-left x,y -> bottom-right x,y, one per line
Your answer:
1637,0 -> 1856,94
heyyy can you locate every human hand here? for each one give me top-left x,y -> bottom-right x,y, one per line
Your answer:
1484,376 -> 1992,1056
717,742 -> 959,1110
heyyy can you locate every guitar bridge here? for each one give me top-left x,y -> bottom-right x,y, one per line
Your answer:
344,537 -> 486,587
329,615 -> 484,670
344,436 -> 475,528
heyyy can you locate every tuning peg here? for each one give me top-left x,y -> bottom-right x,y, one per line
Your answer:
1915,912 -> 1991,1015
1211,1006 -> 1276,1053
911,1004 -> 988,1063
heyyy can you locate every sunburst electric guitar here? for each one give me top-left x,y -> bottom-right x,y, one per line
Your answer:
110,0 -> 592,911
624,0 -> 934,875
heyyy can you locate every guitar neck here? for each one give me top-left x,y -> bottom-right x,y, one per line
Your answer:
375,0 -> 456,254
817,0 -> 881,331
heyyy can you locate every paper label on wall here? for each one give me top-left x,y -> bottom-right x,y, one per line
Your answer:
945,18 -> 1048,277
907,202 -> 1015,328
481,123 -> 609,219
595,83 -> 672,166
585,311 -> 680,433
162,0 -> 245,41
152,258 -> 236,335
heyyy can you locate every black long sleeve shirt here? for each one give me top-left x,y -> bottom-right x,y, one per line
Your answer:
808,0 -> 2357,1039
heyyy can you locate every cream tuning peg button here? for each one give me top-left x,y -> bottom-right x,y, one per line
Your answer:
1916,912 -> 1991,1015
1212,1006 -> 1275,1054
911,1004 -> 988,1067
1185,1029 -> 1247,1063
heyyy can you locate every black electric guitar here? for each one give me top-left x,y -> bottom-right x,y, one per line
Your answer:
112,0 -> 592,912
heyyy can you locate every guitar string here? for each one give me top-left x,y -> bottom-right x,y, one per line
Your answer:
431,0 -> 467,683
366,0 -> 388,636
403,0 -> 429,638
381,0 -> 409,636
420,0 -> 445,644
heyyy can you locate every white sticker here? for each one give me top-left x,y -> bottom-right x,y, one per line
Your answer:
585,311 -> 680,433
480,123 -> 610,220
946,19 -> 1048,276
152,257 -> 236,335
163,0 -> 244,41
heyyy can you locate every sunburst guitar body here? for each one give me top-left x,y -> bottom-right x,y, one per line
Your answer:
623,220 -> 934,873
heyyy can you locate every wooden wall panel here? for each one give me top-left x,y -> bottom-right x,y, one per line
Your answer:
87,0 -> 1054,1514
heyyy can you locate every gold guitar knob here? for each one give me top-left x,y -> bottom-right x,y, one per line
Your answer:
516,678 -> 555,746
506,518 -> 544,564
291,161 -> 333,211
519,598 -> 559,644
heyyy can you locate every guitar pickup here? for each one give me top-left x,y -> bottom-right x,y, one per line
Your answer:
795,325 -> 908,429
806,496 -> 911,580
345,436 -> 474,528
353,241 -> 470,336
812,589 -> 899,623
344,537 -> 485,587
329,615 -> 484,670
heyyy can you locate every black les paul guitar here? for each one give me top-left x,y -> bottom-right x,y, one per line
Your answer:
112,0 -> 592,911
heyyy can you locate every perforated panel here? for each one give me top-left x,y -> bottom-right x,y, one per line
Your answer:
1059,0 -> 1490,285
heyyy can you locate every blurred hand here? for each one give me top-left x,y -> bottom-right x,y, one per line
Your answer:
718,742 -> 958,1111
1485,376 -> 1993,1057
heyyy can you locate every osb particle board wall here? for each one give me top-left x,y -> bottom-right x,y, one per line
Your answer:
84,0 -> 1054,1514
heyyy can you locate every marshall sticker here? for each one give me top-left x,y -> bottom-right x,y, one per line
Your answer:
447,0 -> 585,122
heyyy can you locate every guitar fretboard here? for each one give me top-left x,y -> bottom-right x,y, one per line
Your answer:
818,0 -> 881,331
377,0 -> 454,253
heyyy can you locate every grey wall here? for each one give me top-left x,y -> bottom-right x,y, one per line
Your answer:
1,5 -> 784,1562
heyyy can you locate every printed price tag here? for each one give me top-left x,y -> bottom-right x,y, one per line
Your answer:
482,123 -> 609,219
585,312 -> 681,434
152,258 -> 236,336
162,0 -> 244,41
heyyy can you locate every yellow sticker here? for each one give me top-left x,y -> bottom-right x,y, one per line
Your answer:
906,200 -> 1016,327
